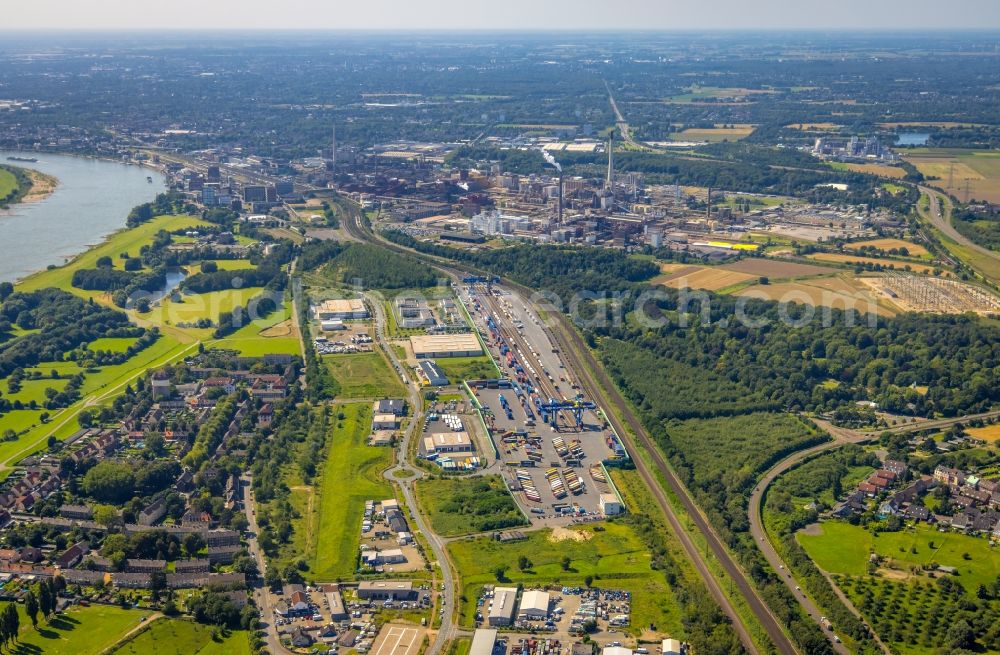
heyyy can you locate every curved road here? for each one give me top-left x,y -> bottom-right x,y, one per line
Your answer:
919,186 -> 1000,264
747,410 -> 1000,655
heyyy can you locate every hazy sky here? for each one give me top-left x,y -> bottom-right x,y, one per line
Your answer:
5,0 -> 1000,31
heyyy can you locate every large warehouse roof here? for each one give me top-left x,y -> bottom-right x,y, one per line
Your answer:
410,333 -> 482,358
470,629 -> 498,655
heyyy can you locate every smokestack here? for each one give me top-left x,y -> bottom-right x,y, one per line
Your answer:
331,124 -> 337,167
558,170 -> 564,224
706,187 -> 711,220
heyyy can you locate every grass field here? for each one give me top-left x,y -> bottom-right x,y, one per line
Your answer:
325,351 -> 405,398
830,162 -> 908,179
431,355 -> 500,382
151,287 -> 265,327
291,403 -> 394,580
905,149 -> 1000,203
208,299 -> 300,356
807,252 -> 945,276
449,522 -> 677,636
415,475 -> 527,536
0,167 -> 19,201
13,604 -> 152,655
668,124 -> 755,142
110,617 -> 250,655
200,259 -> 254,271
967,423 -> 1000,442
845,238 -> 931,258
18,214 -> 211,294
88,337 -> 139,353
798,521 -> 1000,593
4,377 -> 70,406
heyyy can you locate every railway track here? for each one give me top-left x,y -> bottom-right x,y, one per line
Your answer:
339,204 -> 803,655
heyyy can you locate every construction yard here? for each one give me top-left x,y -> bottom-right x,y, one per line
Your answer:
859,273 -> 1000,314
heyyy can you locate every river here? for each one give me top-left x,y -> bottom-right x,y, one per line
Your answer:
0,150 -> 166,284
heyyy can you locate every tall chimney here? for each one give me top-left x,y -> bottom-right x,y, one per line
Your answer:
606,134 -> 614,190
558,170 -> 564,224
706,186 -> 712,220
331,124 -> 337,167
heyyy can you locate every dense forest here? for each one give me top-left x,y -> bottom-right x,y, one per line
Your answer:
952,206 -> 1000,252
302,240 -> 439,289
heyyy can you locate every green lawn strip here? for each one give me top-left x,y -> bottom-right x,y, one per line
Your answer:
0,167 -> 18,200
152,287 -> 265,327
798,521 -> 1000,593
208,296 -> 300,356
4,376 -> 70,405
88,337 -> 139,353
13,604 -> 152,655
414,475 -> 527,537
273,403 -> 394,580
325,351 -> 406,399
18,214 -> 212,294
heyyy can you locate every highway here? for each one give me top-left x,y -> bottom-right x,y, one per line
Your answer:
340,199 -> 800,655
919,186 -> 1000,264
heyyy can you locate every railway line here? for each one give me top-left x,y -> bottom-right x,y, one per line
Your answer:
340,202 -> 802,655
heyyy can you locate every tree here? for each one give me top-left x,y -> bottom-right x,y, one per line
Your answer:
24,590 -> 38,627
561,556 -> 571,571
947,619 -> 976,651
0,282 -> 13,301
38,580 -> 53,618
517,555 -> 532,571
93,504 -> 120,530
493,565 -> 509,582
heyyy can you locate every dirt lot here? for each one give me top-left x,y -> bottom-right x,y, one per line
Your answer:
720,259 -> 837,278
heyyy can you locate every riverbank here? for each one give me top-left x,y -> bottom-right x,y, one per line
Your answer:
22,168 -> 59,202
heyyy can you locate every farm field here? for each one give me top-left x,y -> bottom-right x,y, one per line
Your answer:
300,403 -> 393,580
905,149 -> 1000,203
798,521 -> 1000,593
449,522 -> 677,637
110,617 -> 251,655
737,277 -> 897,316
666,86 -> 775,103
720,258 -> 836,278
845,238 -> 931,258
325,351 -> 406,398
658,266 -> 757,291
967,423 -> 1000,442
13,604 -> 152,655
807,252 -> 945,276
415,475 -> 527,536
879,121 -> 986,128
830,162 -> 907,179
18,214 -> 212,294
668,124 -> 755,142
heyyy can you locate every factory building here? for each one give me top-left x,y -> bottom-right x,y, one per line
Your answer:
356,580 -> 418,601
600,493 -> 624,516
662,639 -> 682,655
470,629 -> 498,655
420,360 -> 450,386
488,586 -> 519,626
423,432 -> 473,455
410,334 -> 482,359
518,589 -> 550,620
373,414 -> 399,430
314,298 -> 369,320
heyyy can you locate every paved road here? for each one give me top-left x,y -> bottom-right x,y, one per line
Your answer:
370,293 -> 458,655
919,186 -> 1000,265
242,473 -> 295,655
745,409 -> 1000,655
343,208 -> 796,655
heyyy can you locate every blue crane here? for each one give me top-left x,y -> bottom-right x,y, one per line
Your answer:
538,394 -> 597,430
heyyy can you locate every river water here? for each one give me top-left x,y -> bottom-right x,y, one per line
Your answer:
0,150 -> 166,283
